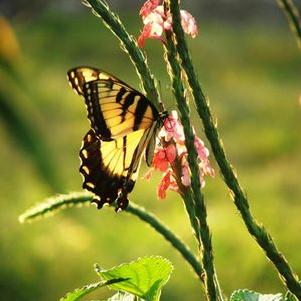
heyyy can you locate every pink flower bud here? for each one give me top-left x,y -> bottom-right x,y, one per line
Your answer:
181,163 -> 191,186
194,137 -> 209,161
180,10 -> 198,38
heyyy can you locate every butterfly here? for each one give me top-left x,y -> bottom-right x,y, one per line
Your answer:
67,66 -> 167,210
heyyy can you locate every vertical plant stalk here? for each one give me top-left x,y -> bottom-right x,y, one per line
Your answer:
158,138 -> 202,249
85,0 -> 163,110
277,0 -> 301,50
169,0 -> 301,299
163,25 -> 217,301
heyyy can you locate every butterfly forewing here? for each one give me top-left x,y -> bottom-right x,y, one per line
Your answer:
82,79 -> 158,140
67,66 -> 120,96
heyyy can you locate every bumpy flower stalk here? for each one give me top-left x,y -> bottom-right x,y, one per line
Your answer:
163,28 -> 217,301
160,139 -> 203,245
84,0 -> 162,109
277,0 -> 301,50
19,192 -> 204,283
168,0 -> 301,299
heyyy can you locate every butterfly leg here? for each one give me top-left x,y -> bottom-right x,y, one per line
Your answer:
115,179 -> 135,211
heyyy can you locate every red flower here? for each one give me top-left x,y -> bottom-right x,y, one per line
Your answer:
157,170 -> 178,199
152,144 -> 177,172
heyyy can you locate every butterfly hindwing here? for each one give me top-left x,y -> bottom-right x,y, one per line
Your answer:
79,128 -> 154,209
79,130 -> 123,206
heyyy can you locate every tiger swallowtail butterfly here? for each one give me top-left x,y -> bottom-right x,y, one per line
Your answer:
67,66 -> 167,210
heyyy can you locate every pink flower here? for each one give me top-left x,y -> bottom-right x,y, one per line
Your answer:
140,0 -> 160,18
144,111 -> 214,201
138,5 -> 172,48
138,1 -> 198,47
194,136 -> 215,177
160,110 -> 185,142
138,23 -> 163,48
194,137 -> 208,160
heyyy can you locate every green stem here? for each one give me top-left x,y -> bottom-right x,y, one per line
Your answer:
163,23 -> 217,301
84,0 -> 163,110
19,193 -> 204,283
19,192 -> 92,223
277,0 -> 301,50
169,0 -> 301,299
163,138 -> 202,248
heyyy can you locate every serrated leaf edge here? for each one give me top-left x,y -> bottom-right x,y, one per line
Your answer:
230,289 -> 284,301
96,256 -> 173,276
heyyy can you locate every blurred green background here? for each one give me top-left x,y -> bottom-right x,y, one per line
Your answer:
0,1 -> 301,300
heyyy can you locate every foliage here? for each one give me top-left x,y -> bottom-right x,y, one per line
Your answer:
60,257 -> 173,301
95,257 -> 173,301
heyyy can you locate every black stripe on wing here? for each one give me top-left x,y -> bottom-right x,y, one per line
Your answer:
82,81 -> 112,140
67,66 -> 124,96
82,79 -> 159,140
134,97 -> 149,131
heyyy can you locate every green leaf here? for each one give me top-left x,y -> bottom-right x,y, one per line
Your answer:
107,292 -> 143,301
96,256 -> 173,301
230,289 -> 284,301
60,279 -> 126,301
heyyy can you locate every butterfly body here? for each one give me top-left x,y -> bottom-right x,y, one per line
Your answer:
67,67 -> 167,210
